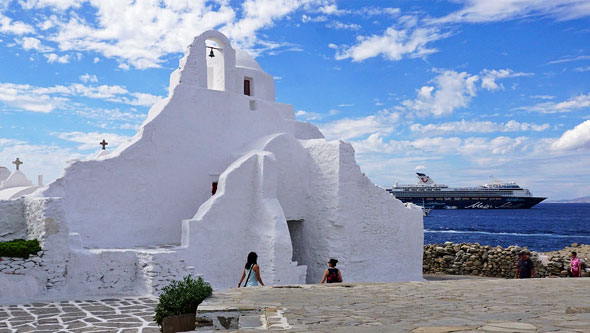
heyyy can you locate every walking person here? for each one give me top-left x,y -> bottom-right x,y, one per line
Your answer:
568,251 -> 582,277
320,259 -> 342,284
515,251 -> 535,279
238,252 -> 264,287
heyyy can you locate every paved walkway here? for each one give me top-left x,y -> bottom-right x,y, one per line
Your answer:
0,297 -> 159,332
1,278 -> 589,332
195,278 -> 590,332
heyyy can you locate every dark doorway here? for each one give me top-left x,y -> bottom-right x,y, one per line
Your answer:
287,219 -> 305,270
244,79 -> 251,96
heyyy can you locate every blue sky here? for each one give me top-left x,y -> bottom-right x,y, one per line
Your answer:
0,0 -> 589,200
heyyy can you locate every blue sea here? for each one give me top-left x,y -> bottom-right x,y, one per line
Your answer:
424,203 -> 590,252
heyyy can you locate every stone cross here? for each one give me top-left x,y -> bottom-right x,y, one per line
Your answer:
12,157 -> 23,170
100,140 -> 108,150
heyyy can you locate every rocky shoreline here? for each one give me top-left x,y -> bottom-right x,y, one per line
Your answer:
424,242 -> 590,278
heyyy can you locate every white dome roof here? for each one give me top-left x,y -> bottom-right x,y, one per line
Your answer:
235,49 -> 262,71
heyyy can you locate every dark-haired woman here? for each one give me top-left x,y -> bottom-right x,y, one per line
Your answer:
320,258 -> 342,283
238,251 -> 265,287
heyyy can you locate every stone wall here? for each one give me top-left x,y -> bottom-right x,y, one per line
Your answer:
0,252 -> 43,275
424,242 -> 589,278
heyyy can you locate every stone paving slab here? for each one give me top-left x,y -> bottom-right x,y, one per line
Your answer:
195,278 -> 590,332
0,297 -> 160,332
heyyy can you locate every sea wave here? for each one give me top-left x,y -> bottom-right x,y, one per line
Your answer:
424,229 -> 590,238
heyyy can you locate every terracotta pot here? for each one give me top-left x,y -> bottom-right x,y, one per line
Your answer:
162,313 -> 196,333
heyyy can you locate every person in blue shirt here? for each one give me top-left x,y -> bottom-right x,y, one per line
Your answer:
238,252 -> 265,287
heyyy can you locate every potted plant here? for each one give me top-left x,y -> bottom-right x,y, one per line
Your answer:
154,275 -> 213,333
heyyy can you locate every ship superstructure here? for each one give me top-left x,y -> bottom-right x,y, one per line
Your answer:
387,173 -> 546,209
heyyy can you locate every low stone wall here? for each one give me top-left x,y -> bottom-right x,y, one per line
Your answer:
424,242 -> 589,278
0,252 -> 43,275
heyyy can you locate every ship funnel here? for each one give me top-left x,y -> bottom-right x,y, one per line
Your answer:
416,172 -> 436,185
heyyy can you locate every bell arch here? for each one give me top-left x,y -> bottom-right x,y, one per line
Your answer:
191,30 -> 236,93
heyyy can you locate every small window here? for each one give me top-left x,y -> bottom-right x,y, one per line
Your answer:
244,79 -> 251,96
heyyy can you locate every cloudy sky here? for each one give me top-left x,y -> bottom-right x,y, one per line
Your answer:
0,0 -> 589,200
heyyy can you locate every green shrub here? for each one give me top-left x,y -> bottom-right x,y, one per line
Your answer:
0,239 -> 41,259
153,275 -> 213,329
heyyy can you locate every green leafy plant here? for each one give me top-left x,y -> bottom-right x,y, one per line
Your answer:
153,275 -> 213,329
0,239 -> 41,259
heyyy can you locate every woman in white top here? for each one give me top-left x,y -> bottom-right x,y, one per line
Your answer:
238,252 -> 265,287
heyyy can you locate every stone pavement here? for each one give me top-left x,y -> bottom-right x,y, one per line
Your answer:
195,278 -> 590,332
1,278 -> 589,332
0,297 -> 160,332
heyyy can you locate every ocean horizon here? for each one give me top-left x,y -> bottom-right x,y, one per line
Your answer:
423,203 -> 590,252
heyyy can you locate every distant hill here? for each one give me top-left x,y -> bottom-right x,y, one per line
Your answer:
547,196 -> 590,203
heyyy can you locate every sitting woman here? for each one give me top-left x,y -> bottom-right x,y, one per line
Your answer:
320,258 -> 342,283
238,252 -> 265,287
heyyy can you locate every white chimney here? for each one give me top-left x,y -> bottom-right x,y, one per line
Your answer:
38,175 -> 43,186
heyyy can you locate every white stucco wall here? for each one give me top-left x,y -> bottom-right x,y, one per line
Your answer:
0,198 -> 26,242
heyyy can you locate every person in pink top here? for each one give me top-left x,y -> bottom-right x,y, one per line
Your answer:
568,251 -> 582,277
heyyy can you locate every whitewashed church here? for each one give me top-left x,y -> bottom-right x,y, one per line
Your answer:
0,31 -> 423,302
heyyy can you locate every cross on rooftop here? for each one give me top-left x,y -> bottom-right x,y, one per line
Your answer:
12,158 -> 23,170
100,140 -> 108,150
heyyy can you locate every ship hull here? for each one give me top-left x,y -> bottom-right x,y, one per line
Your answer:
390,195 -> 546,209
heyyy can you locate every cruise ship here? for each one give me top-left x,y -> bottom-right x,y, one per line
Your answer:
387,173 -> 546,209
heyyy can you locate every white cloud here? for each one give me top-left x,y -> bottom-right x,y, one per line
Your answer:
530,95 -> 555,100
39,19 -> 53,30
326,21 -> 361,31
430,0 -> 590,24
410,120 -> 550,135
318,3 -> 345,15
73,107 -> 146,124
547,55 -> 590,65
318,111 -> 400,141
400,70 -> 479,117
519,93 -> 590,113
0,13 -> 35,35
44,53 -> 69,63
356,7 -> 400,16
310,4 -> 400,17
574,66 -> 590,72
301,14 -> 327,23
295,110 -> 323,121
54,131 -> 132,151
18,0 -> 85,11
79,74 -> 98,83
480,68 -> 533,91
2,0 -> 328,69
0,83 -> 66,113
20,36 -> 53,52
351,134 -> 534,159
331,21 -> 449,62
0,81 -> 162,113
108,92 -> 162,107
551,120 -> 590,151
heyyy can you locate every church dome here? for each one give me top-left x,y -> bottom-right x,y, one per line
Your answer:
235,49 -> 262,71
